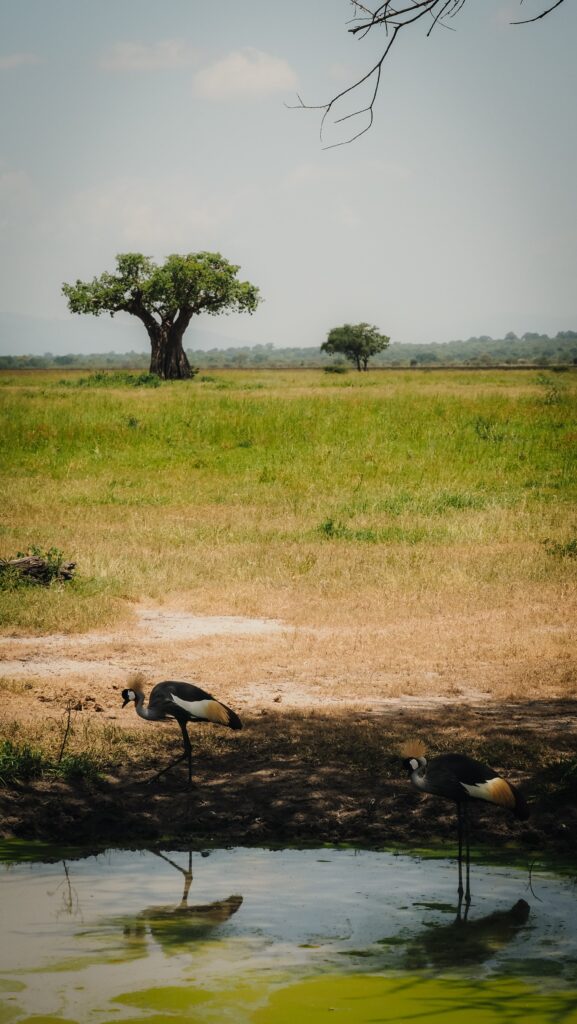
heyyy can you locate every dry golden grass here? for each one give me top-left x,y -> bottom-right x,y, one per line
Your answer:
0,367 -> 575,721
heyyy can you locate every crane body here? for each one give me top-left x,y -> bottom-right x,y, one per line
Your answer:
403,746 -> 529,904
122,679 -> 242,784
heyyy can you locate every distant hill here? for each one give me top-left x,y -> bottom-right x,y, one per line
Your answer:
0,312 -> 251,356
1,311 -> 577,369
3,312 -> 577,368
1,332 -> 577,371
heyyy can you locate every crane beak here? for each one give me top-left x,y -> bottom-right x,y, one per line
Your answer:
121,696 -> 130,707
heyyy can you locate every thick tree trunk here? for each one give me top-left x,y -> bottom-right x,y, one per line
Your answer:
148,323 -> 193,380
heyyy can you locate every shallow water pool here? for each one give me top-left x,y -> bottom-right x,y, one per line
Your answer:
0,846 -> 576,1023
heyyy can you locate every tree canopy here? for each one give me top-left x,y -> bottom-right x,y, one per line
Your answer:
62,252 -> 261,379
321,322 -> 390,370
296,1 -> 567,147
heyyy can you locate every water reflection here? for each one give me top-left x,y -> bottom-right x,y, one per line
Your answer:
48,860 -> 82,920
120,850 -> 243,954
0,846 -> 575,1024
405,898 -> 531,971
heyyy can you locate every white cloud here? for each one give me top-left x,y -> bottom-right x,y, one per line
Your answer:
0,167 -> 33,195
494,4 -> 520,26
337,203 -> 361,229
283,157 -> 412,190
100,40 -> 196,72
0,167 -> 36,229
326,61 -> 357,83
58,176 -> 250,251
283,162 -> 352,188
0,52 -> 38,70
193,48 -> 297,99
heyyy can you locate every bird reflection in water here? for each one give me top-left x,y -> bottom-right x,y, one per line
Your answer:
121,851 -> 243,954
405,898 -> 531,972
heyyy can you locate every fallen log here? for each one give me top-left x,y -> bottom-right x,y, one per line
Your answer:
0,555 -> 76,584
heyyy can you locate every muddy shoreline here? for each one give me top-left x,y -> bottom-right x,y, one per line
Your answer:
1,610 -> 576,858
2,705 -> 575,858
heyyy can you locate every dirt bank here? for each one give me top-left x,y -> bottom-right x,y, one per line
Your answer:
1,609 -> 575,854
1,702 -> 575,856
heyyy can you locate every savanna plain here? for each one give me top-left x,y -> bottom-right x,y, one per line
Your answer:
0,367 -> 576,854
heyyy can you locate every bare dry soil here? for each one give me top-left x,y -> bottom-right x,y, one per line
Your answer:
1,606 -> 576,856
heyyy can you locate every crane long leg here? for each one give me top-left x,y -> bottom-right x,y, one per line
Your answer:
145,719 -> 194,785
457,803 -> 464,901
464,803 -> 471,906
178,720 -> 193,784
146,751 -> 188,783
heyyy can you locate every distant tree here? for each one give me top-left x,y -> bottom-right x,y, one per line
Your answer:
505,332 -> 518,341
62,252 -> 261,380
321,322 -> 390,371
295,1 -> 567,146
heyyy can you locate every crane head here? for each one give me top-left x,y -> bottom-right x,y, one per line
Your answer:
121,688 -> 136,707
399,739 -> 427,774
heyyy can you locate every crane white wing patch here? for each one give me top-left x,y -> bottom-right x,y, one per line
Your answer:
461,777 -> 515,809
170,693 -> 229,724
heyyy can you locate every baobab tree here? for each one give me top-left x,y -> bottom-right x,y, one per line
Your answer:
62,252 -> 260,380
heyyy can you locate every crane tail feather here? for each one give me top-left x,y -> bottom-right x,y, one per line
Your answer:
491,777 -> 530,819
463,776 -> 530,819
206,700 -> 243,730
487,777 -> 517,810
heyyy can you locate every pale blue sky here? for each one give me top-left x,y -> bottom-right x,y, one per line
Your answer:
0,0 -> 575,353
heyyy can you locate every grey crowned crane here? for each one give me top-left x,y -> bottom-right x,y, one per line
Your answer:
402,741 -> 529,904
121,679 -> 242,784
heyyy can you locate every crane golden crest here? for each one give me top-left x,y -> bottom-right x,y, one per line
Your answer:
399,739 -> 427,760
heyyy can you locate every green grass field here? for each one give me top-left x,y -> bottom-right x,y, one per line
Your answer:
1,367 -> 576,634
0,367 -> 576,836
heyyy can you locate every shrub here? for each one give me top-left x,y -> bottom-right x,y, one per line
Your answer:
544,537 -> 577,559
60,371 -> 162,388
0,740 -> 46,784
0,546 -> 74,590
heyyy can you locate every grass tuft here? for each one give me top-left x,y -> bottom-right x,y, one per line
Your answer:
59,371 -> 161,388
0,740 -> 46,784
544,537 -> 577,559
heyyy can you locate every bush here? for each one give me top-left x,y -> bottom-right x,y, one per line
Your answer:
544,538 -> 577,559
0,740 -> 102,785
55,753 -> 101,782
60,371 -> 162,388
0,546 -> 74,590
0,740 -> 46,784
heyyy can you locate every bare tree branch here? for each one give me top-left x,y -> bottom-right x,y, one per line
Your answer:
511,0 -> 566,25
294,0 -> 567,147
